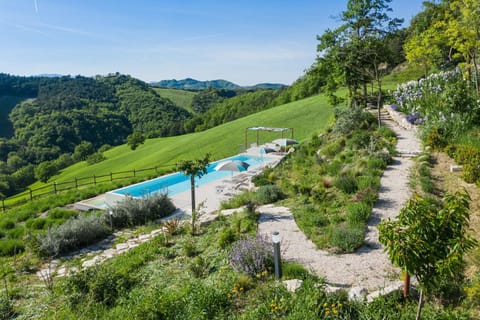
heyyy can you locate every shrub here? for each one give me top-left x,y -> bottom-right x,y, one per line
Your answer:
183,238 -> 197,257
463,163 -> 480,183
348,131 -> 371,149
367,157 -> 387,171
255,185 -> 284,205
6,227 -> 24,239
374,151 -> 393,166
320,139 -> 345,157
356,175 -> 380,190
48,208 -> 78,220
333,107 -> 375,135
0,219 -> 15,230
335,173 -> 358,194
64,264 -> 137,308
283,262 -> 311,280
0,295 -> 14,319
451,144 -> 480,183
230,234 -> 273,276
424,126 -> 448,149
188,256 -> 209,278
220,190 -> 255,209
38,215 -> 109,257
218,228 -> 237,249
0,239 -> 25,256
346,202 -> 371,225
86,152 -> 106,165
25,218 -> 48,230
109,193 -> 175,228
330,224 -> 364,253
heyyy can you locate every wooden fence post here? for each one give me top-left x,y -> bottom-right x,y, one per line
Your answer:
133,169 -> 136,177
75,177 -> 78,189
110,172 -> 113,182
93,175 -> 96,185
1,199 -> 5,212
53,182 -> 57,194
29,188 -> 33,201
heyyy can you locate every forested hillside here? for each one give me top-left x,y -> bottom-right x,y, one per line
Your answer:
0,74 -> 191,198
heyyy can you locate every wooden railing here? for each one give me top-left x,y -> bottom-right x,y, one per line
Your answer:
1,165 -> 174,212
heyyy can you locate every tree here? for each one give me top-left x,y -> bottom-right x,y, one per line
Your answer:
177,154 -> 210,235
72,141 -> 94,162
34,161 -> 58,183
126,132 -> 146,150
317,0 -> 402,108
379,192 -> 477,320
444,0 -> 480,94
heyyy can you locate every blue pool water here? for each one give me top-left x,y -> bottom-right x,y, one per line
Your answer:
111,155 -> 272,198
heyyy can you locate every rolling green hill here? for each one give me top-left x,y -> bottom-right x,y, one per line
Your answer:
152,88 -> 197,113
39,94 -> 333,185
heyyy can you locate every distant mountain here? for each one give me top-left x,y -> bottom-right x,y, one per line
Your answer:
35,73 -> 65,78
152,78 -> 240,90
151,78 -> 286,90
250,83 -> 287,90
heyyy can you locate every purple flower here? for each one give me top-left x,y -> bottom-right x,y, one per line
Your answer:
406,112 -> 422,124
229,234 -> 273,276
391,104 -> 399,111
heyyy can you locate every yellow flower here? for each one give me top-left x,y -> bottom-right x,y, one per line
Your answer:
323,303 -> 328,307
331,303 -> 335,307
337,303 -> 342,307
333,309 -> 338,314
325,310 -> 330,315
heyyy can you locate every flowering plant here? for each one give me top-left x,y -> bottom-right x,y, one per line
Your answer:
229,234 -> 274,276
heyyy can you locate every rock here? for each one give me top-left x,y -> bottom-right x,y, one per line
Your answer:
103,248 -> 117,258
283,279 -> 303,293
82,259 -> 97,268
367,282 -> 403,302
138,234 -> 151,242
116,243 -> 129,251
348,287 -> 368,301
450,165 -> 463,172
151,229 -> 163,236
325,285 -> 345,295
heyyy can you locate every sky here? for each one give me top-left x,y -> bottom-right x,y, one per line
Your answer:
0,0 -> 426,86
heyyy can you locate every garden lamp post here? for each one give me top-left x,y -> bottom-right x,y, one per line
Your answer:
108,209 -> 114,233
272,231 -> 282,279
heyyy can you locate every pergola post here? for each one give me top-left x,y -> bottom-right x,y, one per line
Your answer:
245,128 -> 248,150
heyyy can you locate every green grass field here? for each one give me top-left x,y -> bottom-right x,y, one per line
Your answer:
152,87 -> 197,113
39,94 -> 333,186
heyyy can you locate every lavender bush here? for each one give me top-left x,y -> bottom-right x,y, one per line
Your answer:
229,234 -> 273,276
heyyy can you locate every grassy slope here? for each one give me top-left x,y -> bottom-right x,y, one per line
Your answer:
0,96 -> 30,137
152,87 -> 197,113
32,94 -> 333,186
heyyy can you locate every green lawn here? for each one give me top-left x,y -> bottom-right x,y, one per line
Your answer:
43,94 -> 333,185
152,87 -> 197,113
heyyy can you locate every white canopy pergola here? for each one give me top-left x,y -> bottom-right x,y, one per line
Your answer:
244,126 -> 294,149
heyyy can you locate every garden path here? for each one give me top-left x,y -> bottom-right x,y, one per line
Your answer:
257,107 -> 422,291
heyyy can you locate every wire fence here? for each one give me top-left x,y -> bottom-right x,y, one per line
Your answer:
1,164 -> 174,212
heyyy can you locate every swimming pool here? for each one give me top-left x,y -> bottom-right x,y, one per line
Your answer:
107,154 -> 273,200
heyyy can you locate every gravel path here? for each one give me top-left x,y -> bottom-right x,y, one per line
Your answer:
257,108 -> 422,291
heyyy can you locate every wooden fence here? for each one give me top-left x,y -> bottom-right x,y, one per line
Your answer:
1,165 -> 173,212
